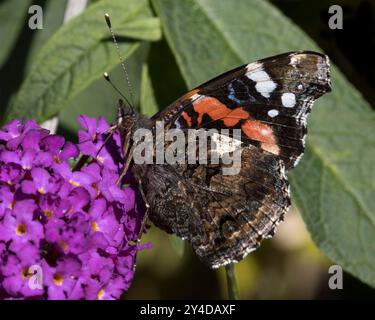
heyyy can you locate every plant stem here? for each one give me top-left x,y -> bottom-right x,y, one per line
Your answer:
225,264 -> 240,300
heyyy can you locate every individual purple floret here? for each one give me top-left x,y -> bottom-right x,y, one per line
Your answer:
0,116 -> 148,300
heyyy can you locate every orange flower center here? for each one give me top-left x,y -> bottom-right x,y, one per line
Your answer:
97,289 -> 105,300
16,224 -> 27,236
53,273 -> 64,286
38,187 -> 46,194
44,209 -> 54,219
91,221 -> 100,232
69,179 -> 80,187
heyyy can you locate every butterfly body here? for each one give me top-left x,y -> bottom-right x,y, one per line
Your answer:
119,51 -> 331,268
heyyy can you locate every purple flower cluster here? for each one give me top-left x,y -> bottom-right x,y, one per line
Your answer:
0,116 -> 147,299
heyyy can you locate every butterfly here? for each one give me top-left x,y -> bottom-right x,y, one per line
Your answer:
113,51 -> 331,268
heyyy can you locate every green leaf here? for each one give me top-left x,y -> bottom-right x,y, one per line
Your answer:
117,17 -> 162,41
0,0 -> 31,68
153,0 -> 375,287
3,0 -> 155,124
140,63 -> 159,116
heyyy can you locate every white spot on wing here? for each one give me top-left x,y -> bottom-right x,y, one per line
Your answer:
247,70 -> 269,82
246,69 -> 277,98
255,81 -> 277,98
267,109 -> 279,118
289,53 -> 307,66
245,61 -> 263,72
281,93 -> 296,108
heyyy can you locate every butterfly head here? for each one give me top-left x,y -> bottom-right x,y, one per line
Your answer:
116,99 -> 136,131
116,99 -> 153,134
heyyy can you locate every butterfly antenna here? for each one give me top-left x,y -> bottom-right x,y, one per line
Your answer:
103,72 -> 133,111
104,13 -> 135,109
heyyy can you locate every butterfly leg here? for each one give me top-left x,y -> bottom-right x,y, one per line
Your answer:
73,124 -> 117,171
95,98 -> 125,158
136,178 -> 150,243
131,179 -> 150,273
95,125 -> 118,157
115,141 -> 134,185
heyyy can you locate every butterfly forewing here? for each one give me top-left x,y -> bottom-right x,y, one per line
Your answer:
155,51 -> 331,169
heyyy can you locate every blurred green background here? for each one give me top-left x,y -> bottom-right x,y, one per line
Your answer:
0,0 -> 374,299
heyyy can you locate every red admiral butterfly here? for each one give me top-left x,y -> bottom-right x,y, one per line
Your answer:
110,50 -> 331,269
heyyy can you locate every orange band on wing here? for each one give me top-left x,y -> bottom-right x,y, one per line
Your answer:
193,97 -> 230,126
193,96 -> 249,127
241,120 -> 280,155
224,108 -> 250,126
182,111 -> 192,127
191,96 -> 279,155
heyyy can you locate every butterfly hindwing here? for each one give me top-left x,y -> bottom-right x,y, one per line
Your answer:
134,144 -> 290,268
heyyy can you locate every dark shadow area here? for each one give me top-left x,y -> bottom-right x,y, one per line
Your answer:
147,39 -> 187,111
272,0 -> 375,108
